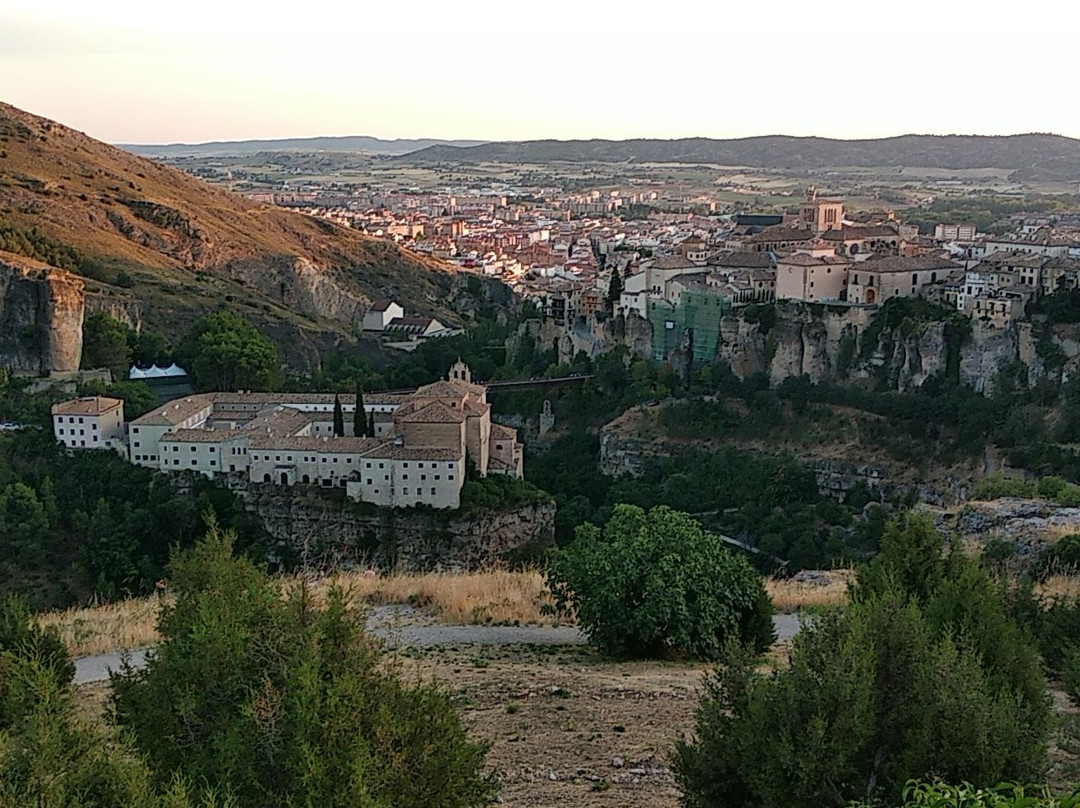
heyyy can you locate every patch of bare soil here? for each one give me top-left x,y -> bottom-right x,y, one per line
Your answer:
395,643 -> 711,808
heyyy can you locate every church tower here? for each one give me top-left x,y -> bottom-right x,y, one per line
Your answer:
449,358 -> 472,384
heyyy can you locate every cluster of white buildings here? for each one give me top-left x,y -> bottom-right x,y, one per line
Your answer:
51,361 -> 523,510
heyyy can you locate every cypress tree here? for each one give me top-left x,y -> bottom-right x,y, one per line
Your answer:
368,409 -> 376,438
607,271 -> 623,309
332,394 -> 345,437
354,380 -> 366,437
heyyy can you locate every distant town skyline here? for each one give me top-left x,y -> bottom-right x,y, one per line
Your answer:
3,0 -> 1077,145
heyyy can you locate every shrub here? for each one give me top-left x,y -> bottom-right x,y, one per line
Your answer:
546,504 -> 775,659
675,512 -> 1051,808
111,521 -> 494,808
861,780 -> 1080,808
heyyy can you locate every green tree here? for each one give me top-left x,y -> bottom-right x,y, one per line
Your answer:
0,483 -> 49,563
111,521 -> 495,808
675,511 -> 1051,808
332,393 -> 344,437
367,408 -> 375,438
546,504 -> 774,659
81,312 -> 133,377
178,311 -> 281,392
606,270 -> 623,309
353,380 -> 366,437
0,600 -> 225,808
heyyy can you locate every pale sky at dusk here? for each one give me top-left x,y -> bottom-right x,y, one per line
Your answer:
2,0 -> 1078,145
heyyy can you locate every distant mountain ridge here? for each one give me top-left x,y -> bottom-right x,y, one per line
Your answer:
397,134 -> 1080,182
122,135 -> 489,158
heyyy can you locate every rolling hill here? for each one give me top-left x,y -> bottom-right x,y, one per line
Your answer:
398,134 -> 1080,182
0,102 -> 506,371
122,135 -> 488,158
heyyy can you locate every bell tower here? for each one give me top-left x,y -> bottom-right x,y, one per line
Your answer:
449,358 -> 472,384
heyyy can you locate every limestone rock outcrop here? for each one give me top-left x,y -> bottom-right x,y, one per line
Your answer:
0,252 -> 84,374
240,484 -> 555,571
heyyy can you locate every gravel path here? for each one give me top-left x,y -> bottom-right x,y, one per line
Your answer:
74,608 -> 803,684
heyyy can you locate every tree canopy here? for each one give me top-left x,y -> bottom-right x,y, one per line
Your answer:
177,311 -> 281,392
111,522 -> 495,808
546,504 -> 774,659
675,511 -> 1051,808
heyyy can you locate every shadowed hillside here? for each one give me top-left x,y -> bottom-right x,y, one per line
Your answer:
400,133 -> 1080,182
0,102 -> 509,370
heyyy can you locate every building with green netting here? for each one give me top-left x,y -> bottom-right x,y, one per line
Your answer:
648,283 -> 732,363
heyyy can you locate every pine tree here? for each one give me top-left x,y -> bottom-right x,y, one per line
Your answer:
332,394 -> 344,437
353,380 -> 366,437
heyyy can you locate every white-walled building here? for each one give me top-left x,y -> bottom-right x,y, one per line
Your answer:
362,299 -> 405,331
55,362 -> 522,510
51,397 -> 125,454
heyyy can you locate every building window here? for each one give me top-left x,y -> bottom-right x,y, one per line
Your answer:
210,460 -> 216,467
403,488 -> 409,495
191,460 -> 197,465
403,474 -> 409,480
431,488 -> 436,496
448,474 -> 455,481
366,479 -> 372,485
421,474 -> 427,481
209,447 -> 215,453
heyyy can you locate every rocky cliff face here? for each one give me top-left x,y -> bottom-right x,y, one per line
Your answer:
508,311 -> 653,366
599,411 -> 978,506
712,303 -> 1067,396
239,485 -> 555,571
0,253 -> 83,374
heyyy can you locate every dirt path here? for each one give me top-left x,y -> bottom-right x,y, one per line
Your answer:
73,607 -> 801,684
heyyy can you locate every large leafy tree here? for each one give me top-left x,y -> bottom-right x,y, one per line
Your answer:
546,504 -> 774,659
178,311 -> 281,392
675,511 -> 1051,808
111,522 -> 495,808
81,312 -> 132,377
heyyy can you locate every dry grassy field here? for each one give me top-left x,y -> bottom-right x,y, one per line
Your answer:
40,568 -> 854,658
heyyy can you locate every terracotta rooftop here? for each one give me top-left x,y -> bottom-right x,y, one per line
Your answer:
860,255 -> 961,274
397,400 -> 466,424
52,396 -> 123,416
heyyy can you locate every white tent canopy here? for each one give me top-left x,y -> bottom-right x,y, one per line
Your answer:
129,363 -> 188,380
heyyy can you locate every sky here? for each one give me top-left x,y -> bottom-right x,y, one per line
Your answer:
2,0 -> 1079,145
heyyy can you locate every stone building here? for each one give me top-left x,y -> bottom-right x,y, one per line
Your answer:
55,361 -> 523,510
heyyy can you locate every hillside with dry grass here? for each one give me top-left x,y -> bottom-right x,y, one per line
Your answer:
0,102 -> 505,366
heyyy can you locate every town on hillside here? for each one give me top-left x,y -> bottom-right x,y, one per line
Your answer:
258,182 -> 1080,358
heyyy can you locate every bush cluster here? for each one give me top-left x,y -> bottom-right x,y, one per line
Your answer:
546,504 -> 774,659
